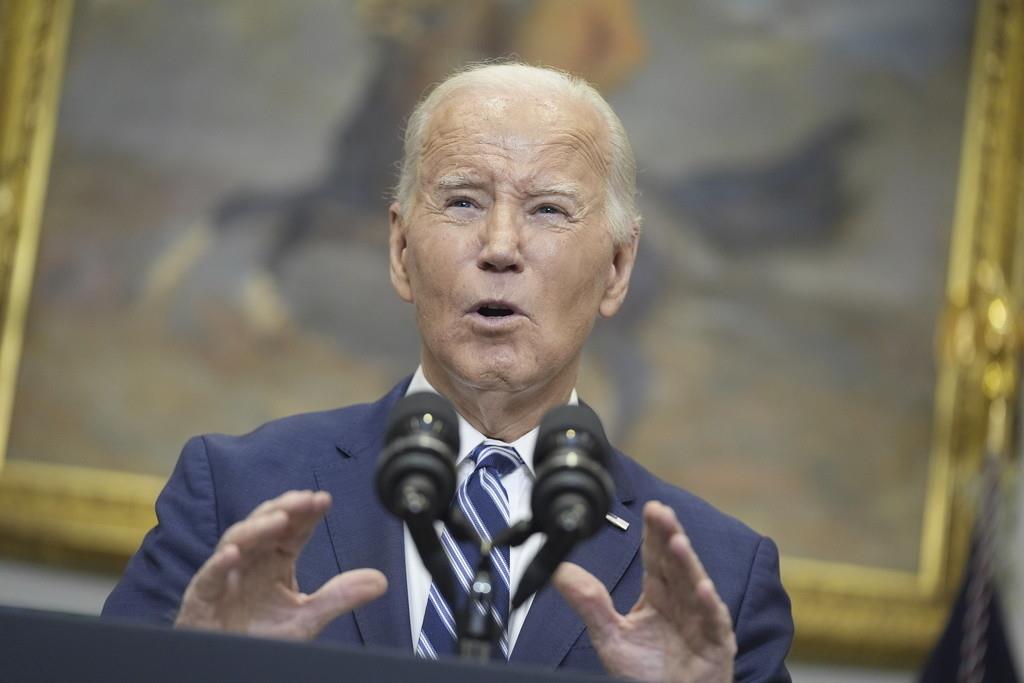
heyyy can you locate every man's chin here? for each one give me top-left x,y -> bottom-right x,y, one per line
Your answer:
425,340 -> 569,395
459,365 -> 528,392
444,354 -> 535,393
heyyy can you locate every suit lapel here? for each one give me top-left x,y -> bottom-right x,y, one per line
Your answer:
314,379 -> 412,651
510,449 -> 641,668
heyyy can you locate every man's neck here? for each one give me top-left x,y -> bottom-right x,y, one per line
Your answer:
420,359 -> 578,442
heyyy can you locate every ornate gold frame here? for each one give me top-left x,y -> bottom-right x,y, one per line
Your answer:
1,0 -> 1022,665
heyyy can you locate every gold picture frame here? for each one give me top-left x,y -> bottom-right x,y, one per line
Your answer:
1,0 -> 1022,666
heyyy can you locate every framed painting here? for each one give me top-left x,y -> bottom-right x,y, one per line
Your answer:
1,0 -> 1022,665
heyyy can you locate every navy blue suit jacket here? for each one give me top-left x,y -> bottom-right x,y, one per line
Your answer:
103,379 -> 793,680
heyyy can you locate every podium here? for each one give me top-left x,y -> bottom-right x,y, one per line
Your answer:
0,606 -> 609,682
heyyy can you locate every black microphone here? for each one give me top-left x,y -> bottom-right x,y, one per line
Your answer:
511,404 -> 614,609
376,392 -> 460,603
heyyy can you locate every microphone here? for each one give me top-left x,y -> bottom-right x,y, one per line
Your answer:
511,404 -> 614,609
376,392 -> 460,603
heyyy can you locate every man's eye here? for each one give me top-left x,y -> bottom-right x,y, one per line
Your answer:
535,205 -> 565,215
446,198 -> 476,209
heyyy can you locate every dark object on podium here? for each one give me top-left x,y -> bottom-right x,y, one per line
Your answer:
0,606 -> 608,683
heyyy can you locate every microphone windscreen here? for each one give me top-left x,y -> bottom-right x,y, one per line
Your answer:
535,404 -> 611,467
385,392 -> 460,453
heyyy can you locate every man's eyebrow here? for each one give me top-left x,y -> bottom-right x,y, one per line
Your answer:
434,174 -> 487,190
432,175 -> 584,202
523,183 -> 584,201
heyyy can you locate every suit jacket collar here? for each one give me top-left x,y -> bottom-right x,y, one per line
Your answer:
317,377 -> 642,667
509,446 -> 641,668
316,377 -> 412,651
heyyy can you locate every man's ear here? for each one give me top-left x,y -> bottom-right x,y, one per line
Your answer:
598,231 -> 639,319
389,202 -> 413,303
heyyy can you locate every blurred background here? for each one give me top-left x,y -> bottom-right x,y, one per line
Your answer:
1,0 -> 1020,679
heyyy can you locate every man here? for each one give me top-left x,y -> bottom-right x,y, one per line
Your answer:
103,63 -> 793,682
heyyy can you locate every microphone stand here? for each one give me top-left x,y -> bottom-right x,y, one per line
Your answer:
443,513 -> 537,662
399,476 -> 458,608
422,498 -> 598,660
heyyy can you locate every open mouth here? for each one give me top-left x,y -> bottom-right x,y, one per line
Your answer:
470,300 -> 523,321
477,305 -> 515,318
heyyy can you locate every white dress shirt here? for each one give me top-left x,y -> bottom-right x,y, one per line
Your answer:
402,367 -> 578,654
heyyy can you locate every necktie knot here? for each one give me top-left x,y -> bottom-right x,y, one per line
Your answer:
469,440 -> 522,479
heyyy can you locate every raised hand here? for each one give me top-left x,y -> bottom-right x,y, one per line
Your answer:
175,490 -> 387,640
554,501 -> 736,683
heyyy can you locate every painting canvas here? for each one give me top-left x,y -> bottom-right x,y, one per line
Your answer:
3,0 -> 978,582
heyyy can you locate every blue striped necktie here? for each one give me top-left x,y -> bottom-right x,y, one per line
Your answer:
416,440 -> 523,660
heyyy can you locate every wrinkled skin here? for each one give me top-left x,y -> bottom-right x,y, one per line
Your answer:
388,88 -> 636,441
175,490 -> 387,638
554,502 -> 736,682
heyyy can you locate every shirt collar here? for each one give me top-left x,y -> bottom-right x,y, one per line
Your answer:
406,366 -> 578,476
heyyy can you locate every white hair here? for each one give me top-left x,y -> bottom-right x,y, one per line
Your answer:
394,62 -> 641,244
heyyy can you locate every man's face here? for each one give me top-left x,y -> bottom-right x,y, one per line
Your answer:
389,88 -> 637,395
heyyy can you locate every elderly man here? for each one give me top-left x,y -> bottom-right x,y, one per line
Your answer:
103,63 -> 793,681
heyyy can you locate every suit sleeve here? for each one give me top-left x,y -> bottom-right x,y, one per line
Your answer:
101,436 -> 220,624
734,536 -> 794,683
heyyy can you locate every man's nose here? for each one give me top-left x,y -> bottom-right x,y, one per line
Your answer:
477,203 -> 524,273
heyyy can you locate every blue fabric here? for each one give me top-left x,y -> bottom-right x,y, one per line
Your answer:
102,378 -> 794,681
417,441 -> 522,660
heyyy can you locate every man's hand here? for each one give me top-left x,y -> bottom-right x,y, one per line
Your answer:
554,501 -> 736,683
175,490 -> 387,640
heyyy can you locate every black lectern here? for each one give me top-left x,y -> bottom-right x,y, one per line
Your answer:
0,606 -> 609,682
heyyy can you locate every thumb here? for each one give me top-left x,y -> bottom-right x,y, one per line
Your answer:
304,568 -> 388,636
552,562 -> 621,645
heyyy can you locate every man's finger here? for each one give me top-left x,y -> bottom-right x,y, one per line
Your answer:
696,577 -> 735,644
304,569 -> 388,635
190,543 -> 241,602
249,490 -> 329,519
277,491 -> 332,554
245,491 -> 331,556
644,501 -> 711,593
664,531 -> 712,600
644,500 -> 683,538
552,562 -> 620,646
641,502 -> 678,580
220,509 -> 290,550
672,535 -> 734,643
639,502 -> 719,628
176,544 -> 243,628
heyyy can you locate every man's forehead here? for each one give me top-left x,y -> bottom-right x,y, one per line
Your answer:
419,88 -> 610,181
432,87 -> 596,130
